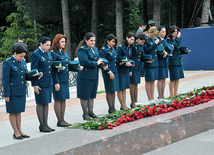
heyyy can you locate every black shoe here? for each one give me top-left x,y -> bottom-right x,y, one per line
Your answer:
108,109 -> 117,114
65,123 -> 72,127
82,115 -> 91,120
45,124 -> 55,131
39,125 -> 51,132
13,134 -> 23,140
88,113 -> 98,118
21,134 -> 30,138
57,122 -> 71,127
120,107 -> 125,110
130,103 -> 136,108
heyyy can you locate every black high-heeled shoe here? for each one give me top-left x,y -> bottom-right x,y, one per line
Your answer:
130,103 -> 136,108
13,134 -> 23,140
57,122 -> 71,127
21,134 -> 30,138
45,124 -> 55,131
108,109 -> 117,114
120,107 -> 125,110
82,115 -> 91,120
39,125 -> 51,132
88,113 -> 98,118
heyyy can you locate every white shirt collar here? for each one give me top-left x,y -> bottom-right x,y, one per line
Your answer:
160,37 -> 164,40
39,46 -> 45,53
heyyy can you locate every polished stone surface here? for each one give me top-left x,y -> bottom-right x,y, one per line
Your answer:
1,101 -> 214,155
145,129 -> 214,155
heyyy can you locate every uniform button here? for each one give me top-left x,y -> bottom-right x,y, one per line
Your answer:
115,56 -> 116,57
49,71 -> 51,73
95,57 -> 97,59
48,61 -> 50,63
139,52 -> 141,54
21,71 -> 23,72
179,55 -> 181,57
66,59 -> 68,61
155,50 -> 157,51
179,51 -> 181,53
85,69 -> 87,70
115,60 -> 116,61
21,76 -> 23,78
156,55 -> 157,56
109,65 -> 110,67
67,69 -> 68,71
11,83 -> 12,85
22,82 -> 24,84
138,59 -> 140,61
49,66 -> 50,68
115,64 -> 116,66
66,64 -> 68,66
13,61 -> 15,63
139,56 -> 141,57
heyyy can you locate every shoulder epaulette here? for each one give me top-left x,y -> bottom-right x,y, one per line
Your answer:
5,57 -> 12,61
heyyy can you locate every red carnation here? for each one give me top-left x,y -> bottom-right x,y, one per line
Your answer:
145,105 -> 149,109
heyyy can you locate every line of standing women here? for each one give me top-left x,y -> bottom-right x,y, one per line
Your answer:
2,26 -> 189,139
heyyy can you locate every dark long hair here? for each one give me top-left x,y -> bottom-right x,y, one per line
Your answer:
102,34 -> 117,47
136,33 -> 147,44
75,32 -> 96,56
123,32 -> 136,47
168,25 -> 180,40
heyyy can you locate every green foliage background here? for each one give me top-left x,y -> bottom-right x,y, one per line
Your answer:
0,0 -> 213,59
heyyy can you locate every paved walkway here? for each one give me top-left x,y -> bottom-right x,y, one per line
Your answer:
0,70 -> 214,154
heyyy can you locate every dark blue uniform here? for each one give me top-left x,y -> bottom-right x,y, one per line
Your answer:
2,57 -> 28,113
157,36 -> 169,80
31,47 -> 53,104
51,50 -> 70,100
167,37 -> 184,81
130,41 -> 143,84
77,45 -> 99,100
143,36 -> 159,82
100,46 -> 119,93
116,44 -> 133,90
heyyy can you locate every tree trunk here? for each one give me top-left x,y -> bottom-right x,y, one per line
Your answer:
170,0 -> 177,26
201,0 -> 210,27
153,0 -> 161,27
181,0 -> 184,28
61,0 -> 72,59
143,0 -> 148,24
116,0 -> 123,46
91,0 -> 98,38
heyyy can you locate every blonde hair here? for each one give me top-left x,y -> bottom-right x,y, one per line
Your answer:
148,26 -> 159,38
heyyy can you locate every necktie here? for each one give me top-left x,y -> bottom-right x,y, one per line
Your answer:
18,61 -> 22,68
91,48 -> 95,54
44,51 -> 48,57
128,47 -> 131,57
